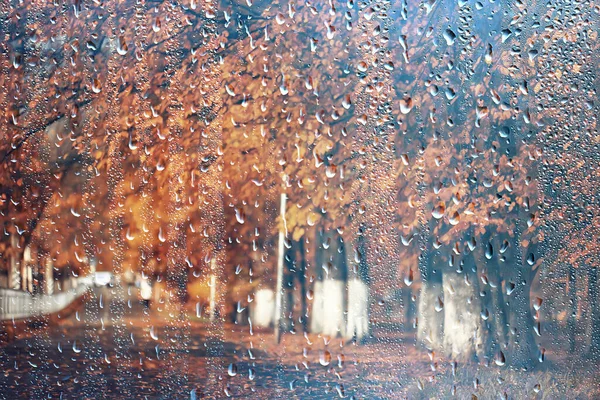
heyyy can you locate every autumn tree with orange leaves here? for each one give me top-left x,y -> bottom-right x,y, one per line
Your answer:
1,0 -> 599,366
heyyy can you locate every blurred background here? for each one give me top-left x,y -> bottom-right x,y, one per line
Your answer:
1,0 -> 599,398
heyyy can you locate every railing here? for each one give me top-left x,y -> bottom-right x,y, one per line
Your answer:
0,284 -> 89,321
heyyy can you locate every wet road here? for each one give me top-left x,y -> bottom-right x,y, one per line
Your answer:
0,286 -> 372,399
0,285 -> 411,399
7,286 -> 588,399
0,286 -> 240,399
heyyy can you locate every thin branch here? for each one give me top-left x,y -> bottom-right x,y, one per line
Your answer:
0,98 -> 93,165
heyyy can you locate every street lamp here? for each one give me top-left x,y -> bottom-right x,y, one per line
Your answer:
274,174 -> 289,343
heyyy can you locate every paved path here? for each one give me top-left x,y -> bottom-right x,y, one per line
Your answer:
5,286 -> 589,399
0,285 -> 401,399
0,286 -> 245,399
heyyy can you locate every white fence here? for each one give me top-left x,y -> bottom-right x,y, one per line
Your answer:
0,284 -> 89,321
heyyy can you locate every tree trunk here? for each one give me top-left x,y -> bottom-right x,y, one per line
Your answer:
442,271 -> 482,361
346,278 -> 369,340
484,227 -> 536,369
310,228 -> 348,337
310,280 -> 324,334
402,286 -> 417,332
44,257 -> 54,295
417,247 -> 444,350
568,263 -> 577,352
311,279 -> 346,337
9,233 -> 21,290
250,288 -> 275,328
345,229 -> 370,340
274,192 -> 286,342
283,274 -> 294,332
441,230 -> 483,362
281,238 -> 301,333
479,234 -> 509,360
417,279 -> 443,350
23,246 -> 33,293
417,243 -> 444,351
587,266 -> 600,359
505,269 -> 537,368
208,257 -> 217,322
297,239 -> 308,332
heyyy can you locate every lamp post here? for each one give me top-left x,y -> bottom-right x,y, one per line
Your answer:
274,175 -> 288,343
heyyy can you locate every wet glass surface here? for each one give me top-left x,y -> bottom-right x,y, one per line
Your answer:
1,0 -> 600,398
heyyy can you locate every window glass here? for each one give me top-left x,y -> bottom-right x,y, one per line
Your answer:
1,0 -> 599,398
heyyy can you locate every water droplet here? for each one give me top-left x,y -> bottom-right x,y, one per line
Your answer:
400,97 -> 413,114
449,211 -> 460,225
227,363 -> 238,376
91,78 -> 101,93
494,350 -> 506,366
319,350 -> 332,366
432,203 -> 445,219
443,29 -> 456,45
404,269 -> 414,286
152,17 -> 161,32
235,208 -> 245,224
276,13 -> 285,25
434,296 -> 444,312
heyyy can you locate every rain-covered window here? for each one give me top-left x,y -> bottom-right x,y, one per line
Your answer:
1,0 -> 599,398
